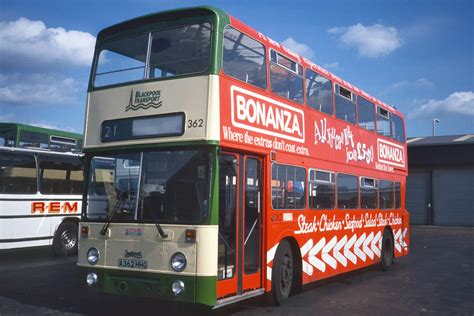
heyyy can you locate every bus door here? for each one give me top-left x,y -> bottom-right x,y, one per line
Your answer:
217,152 -> 262,298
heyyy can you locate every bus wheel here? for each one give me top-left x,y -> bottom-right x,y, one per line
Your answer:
53,221 -> 78,257
272,240 -> 293,305
380,230 -> 394,271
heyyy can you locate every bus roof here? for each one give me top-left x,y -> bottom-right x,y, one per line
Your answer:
0,122 -> 82,140
0,145 -> 82,157
96,6 -> 229,42
93,6 -> 403,118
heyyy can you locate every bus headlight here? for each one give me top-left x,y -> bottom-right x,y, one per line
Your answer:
87,247 -> 99,265
86,272 -> 98,286
170,252 -> 187,272
171,280 -> 185,295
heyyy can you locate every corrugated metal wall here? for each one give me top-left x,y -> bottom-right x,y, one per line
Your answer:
432,167 -> 474,226
407,166 -> 474,226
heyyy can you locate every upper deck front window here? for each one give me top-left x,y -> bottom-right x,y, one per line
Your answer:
94,23 -> 212,88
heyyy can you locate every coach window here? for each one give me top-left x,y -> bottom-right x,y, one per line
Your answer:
39,155 -> 83,195
337,173 -> 358,209
335,84 -> 356,124
0,152 -> 37,194
360,177 -> 377,209
357,96 -> 376,131
376,107 -> 391,137
306,69 -> 333,115
223,26 -> 266,89
392,114 -> 406,143
394,182 -> 401,209
271,164 -> 306,209
308,170 -> 335,209
19,131 -> 49,149
269,50 -> 304,103
379,180 -> 394,209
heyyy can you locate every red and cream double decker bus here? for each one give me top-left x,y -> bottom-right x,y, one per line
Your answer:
78,6 -> 409,308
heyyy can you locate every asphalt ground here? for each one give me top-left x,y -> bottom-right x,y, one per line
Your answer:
0,226 -> 472,315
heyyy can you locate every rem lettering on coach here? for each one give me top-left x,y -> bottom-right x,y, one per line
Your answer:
230,85 -> 305,143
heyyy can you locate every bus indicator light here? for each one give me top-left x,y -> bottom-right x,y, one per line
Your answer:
185,229 -> 196,243
81,226 -> 89,238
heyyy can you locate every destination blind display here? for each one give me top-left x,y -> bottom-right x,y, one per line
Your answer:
101,113 -> 185,142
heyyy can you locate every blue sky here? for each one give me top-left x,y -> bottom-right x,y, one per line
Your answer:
0,0 -> 472,137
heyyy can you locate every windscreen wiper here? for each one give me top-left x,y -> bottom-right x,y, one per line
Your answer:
100,191 -> 128,236
155,222 -> 168,239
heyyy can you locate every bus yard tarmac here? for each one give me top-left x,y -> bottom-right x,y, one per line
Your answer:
0,226 -> 472,315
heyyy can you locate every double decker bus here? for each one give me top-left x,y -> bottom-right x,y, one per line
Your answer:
0,146 -> 83,255
78,7 -> 409,307
0,122 -> 83,152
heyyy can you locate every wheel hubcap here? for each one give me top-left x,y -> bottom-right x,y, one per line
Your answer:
384,240 -> 392,265
281,254 -> 292,292
60,230 -> 77,250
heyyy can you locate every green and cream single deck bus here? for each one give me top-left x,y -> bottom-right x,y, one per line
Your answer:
78,6 -> 409,307
0,123 -> 83,152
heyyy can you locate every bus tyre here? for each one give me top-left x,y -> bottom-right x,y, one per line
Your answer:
380,230 -> 394,271
53,221 -> 78,257
272,240 -> 293,305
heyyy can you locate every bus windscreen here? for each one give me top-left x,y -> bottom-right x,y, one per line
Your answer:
94,22 -> 212,87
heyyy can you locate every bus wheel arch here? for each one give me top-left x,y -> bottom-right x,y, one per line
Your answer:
286,237 -> 303,295
53,219 -> 79,257
380,226 -> 395,271
271,237 -> 302,305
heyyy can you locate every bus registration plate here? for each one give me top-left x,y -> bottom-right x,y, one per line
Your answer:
118,259 -> 148,269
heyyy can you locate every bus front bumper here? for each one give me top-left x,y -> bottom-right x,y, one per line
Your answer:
77,266 -> 216,306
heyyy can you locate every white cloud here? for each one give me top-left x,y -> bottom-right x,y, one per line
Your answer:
328,23 -> 402,58
323,62 -> 339,70
0,112 -> 16,122
389,78 -> 434,90
0,111 -> 77,132
281,37 -> 314,59
0,17 -> 95,70
29,121 -> 78,132
409,91 -> 474,119
0,73 -> 85,106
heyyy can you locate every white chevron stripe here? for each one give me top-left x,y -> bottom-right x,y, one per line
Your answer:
267,267 -> 272,281
308,237 -> 326,272
344,234 -> 357,264
363,232 -> 374,260
266,243 -> 280,281
402,228 -> 408,248
322,236 -> 338,269
399,230 -> 404,249
295,228 -> 406,278
300,239 -> 314,276
394,229 -> 402,252
302,260 -> 314,276
354,233 -> 367,262
267,243 -> 279,264
334,235 -> 348,267
371,231 -> 382,257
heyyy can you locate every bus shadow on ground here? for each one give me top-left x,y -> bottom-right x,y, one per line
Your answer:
0,247 -> 386,316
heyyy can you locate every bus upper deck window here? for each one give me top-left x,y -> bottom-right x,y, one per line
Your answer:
335,84 -> 356,124
376,106 -> 391,137
149,23 -> 211,78
306,69 -> 333,115
223,26 -> 266,89
269,50 -> 304,104
94,34 -> 149,87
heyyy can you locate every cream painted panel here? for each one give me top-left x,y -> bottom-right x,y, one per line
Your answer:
206,75 -> 221,142
78,223 -> 218,276
84,75 -> 221,148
